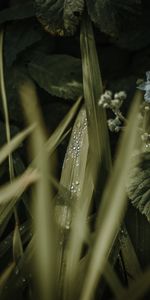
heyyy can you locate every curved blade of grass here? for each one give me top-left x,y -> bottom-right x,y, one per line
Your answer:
0,29 -> 23,260
0,125 -> 35,165
46,96 -> 82,154
0,168 -> 38,224
0,29 -> 15,186
13,224 -> 24,263
57,106 -> 90,299
54,106 -> 89,298
0,220 -> 31,259
19,80 -> 57,300
0,262 -> 15,291
80,91 -> 142,300
80,14 -> 111,189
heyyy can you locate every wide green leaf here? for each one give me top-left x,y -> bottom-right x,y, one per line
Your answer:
0,1 -> 35,25
35,0 -> 84,36
28,54 -> 83,99
4,19 -> 42,67
86,0 -> 141,37
126,151 -> 150,223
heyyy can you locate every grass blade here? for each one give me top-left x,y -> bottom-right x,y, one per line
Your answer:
0,169 -> 38,220
19,80 -> 57,300
0,28 -> 23,258
13,224 -> 24,263
0,125 -> 35,164
51,106 -> 89,298
46,96 -> 82,154
80,14 -> 111,186
80,91 -> 142,300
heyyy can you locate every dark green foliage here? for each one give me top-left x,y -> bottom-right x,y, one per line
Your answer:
86,0 -> 141,37
35,0 -> 84,36
28,53 -> 83,99
0,1 -> 35,24
4,19 -> 42,67
0,2 -> 150,299
127,152 -> 150,223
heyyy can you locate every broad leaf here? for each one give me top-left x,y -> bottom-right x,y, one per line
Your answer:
28,54 -> 83,99
35,0 -> 84,36
126,151 -> 150,223
0,1 -> 35,24
4,19 -> 43,67
86,0 -> 141,37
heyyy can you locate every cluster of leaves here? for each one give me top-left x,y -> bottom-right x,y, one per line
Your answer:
0,0 -> 150,118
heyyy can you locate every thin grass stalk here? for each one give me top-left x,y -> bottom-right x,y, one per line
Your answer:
19,80 -> 57,300
0,125 -> 35,164
63,161 -> 93,300
0,169 -> 38,220
80,91 -> 142,300
0,29 -> 23,258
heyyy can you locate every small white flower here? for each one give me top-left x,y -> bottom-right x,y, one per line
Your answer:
107,117 -> 121,132
105,90 -> 113,98
114,91 -> 127,100
103,103 -> 109,108
111,99 -> 123,109
114,126 -> 121,132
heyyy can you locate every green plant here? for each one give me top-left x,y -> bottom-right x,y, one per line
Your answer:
0,2 -> 150,300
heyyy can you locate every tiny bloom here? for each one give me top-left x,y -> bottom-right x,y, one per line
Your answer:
114,126 -> 121,132
105,90 -> 113,98
137,71 -> 150,102
111,99 -> 123,109
107,117 -> 121,132
141,133 -> 150,142
114,91 -> 127,100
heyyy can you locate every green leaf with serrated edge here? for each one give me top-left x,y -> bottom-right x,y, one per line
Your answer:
126,151 -> 150,223
35,0 -> 84,36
